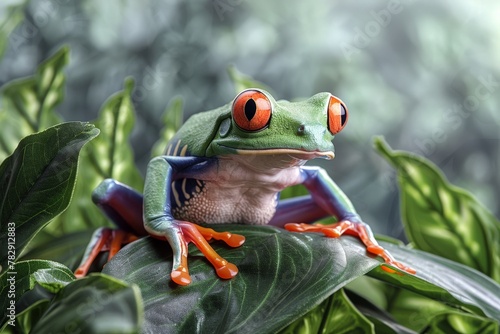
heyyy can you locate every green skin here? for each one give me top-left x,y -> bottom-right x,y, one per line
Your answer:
87,88 -> 413,286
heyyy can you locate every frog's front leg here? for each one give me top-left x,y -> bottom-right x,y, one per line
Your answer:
277,166 -> 415,274
144,156 -> 245,285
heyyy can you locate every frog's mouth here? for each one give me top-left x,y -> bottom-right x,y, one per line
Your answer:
234,148 -> 335,160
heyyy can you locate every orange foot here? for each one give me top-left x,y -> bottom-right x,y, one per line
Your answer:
75,228 -> 138,278
168,222 -> 246,286
284,221 -> 416,275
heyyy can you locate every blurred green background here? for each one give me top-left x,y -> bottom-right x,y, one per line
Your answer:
1,0 -> 499,240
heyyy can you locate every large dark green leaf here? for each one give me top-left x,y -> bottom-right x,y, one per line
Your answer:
0,122 -> 99,271
374,137 -> 500,282
103,225 -> 381,334
47,79 -> 143,235
0,47 -> 68,162
104,225 -> 500,333
30,274 -> 143,334
0,259 -> 74,327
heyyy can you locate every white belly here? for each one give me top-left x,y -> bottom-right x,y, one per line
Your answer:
172,155 -> 304,225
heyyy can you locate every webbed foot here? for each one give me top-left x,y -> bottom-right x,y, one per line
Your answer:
284,221 -> 416,275
75,228 -> 138,278
164,221 -> 245,285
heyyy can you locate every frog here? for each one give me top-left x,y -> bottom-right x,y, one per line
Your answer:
75,88 -> 415,286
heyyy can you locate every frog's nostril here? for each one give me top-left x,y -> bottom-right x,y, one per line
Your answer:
297,124 -> 306,136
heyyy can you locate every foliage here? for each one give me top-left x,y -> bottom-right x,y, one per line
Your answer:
374,138 -> 500,283
1,48 -> 499,333
0,46 -> 67,162
151,96 -> 184,157
46,77 -> 144,237
0,122 -> 98,270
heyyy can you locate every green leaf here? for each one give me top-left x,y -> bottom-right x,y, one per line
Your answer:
46,79 -> 144,235
0,2 -> 27,59
103,225 -> 381,334
151,97 -> 184,157
14,299 -> 51,334
0,259 -> 74,327
104,225 -> 500,333
345,290 -> 417,334
20,230 -> 95,271
279,184 -> 309,200
0,122 -> 99,270
227,65 -> 272,93
279,289 -> 375,334
30,274 -> 143,334
0,47 -> 68,162
370,241 -> 500,322
382,286 -> 452,331
423,311 -> 499,333
349,276 -> 452,332
374,137 -> 500,282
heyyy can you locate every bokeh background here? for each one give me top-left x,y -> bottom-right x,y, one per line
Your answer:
1,0 -> 499,240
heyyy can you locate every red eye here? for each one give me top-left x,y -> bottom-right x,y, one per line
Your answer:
327,95 -> 348,135
232,89 -> 272,132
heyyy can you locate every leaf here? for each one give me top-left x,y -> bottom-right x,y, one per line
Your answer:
0,259 -> 74,327
30,274 -> 143,334
278,184 -> 309,200
103,225 -> 381,334
345,290 -> 417,334
279,289 -> 375,334
20,230 -> 95,271
14,299 -> 51,334
227,65 -> 272,93
104,225 -> 500,333
46,79 -> 143,235
382,286 -> 453,331
0,47 -> 68,162
151,97 -> 184,157
370,241 -> 500,322
0,1 -> 26,59
423,311 -> 499,333
0,122 -> 99,270
348,276 -> 452,332
374,137 -> 500,282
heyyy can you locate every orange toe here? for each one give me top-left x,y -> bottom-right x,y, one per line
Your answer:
224,233 -> 245,247
216,262 -> 239,279
367,244 -> 385,256
171,266 -> 192,286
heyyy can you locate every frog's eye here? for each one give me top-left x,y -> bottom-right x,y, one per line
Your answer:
327,95 -> 348,135
232,89 -> 272,132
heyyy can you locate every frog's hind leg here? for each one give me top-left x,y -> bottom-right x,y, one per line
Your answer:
272,183 -> 415,274
92,179 -> 147,236
75,227 -> 138,278
269,195 -> 328,227
75,179 -> 144,278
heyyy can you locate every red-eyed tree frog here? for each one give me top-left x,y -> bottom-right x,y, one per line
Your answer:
75,89 -> 415,286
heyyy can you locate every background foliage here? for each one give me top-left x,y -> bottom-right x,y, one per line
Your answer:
1,1 -> 500,333
1,0 -> 500,239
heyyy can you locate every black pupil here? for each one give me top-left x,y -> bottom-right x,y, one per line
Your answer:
245,99 -> 257,121
340,105 -> 346,125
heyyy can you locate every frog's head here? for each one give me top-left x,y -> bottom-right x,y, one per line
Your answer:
208,88 -> 348,161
